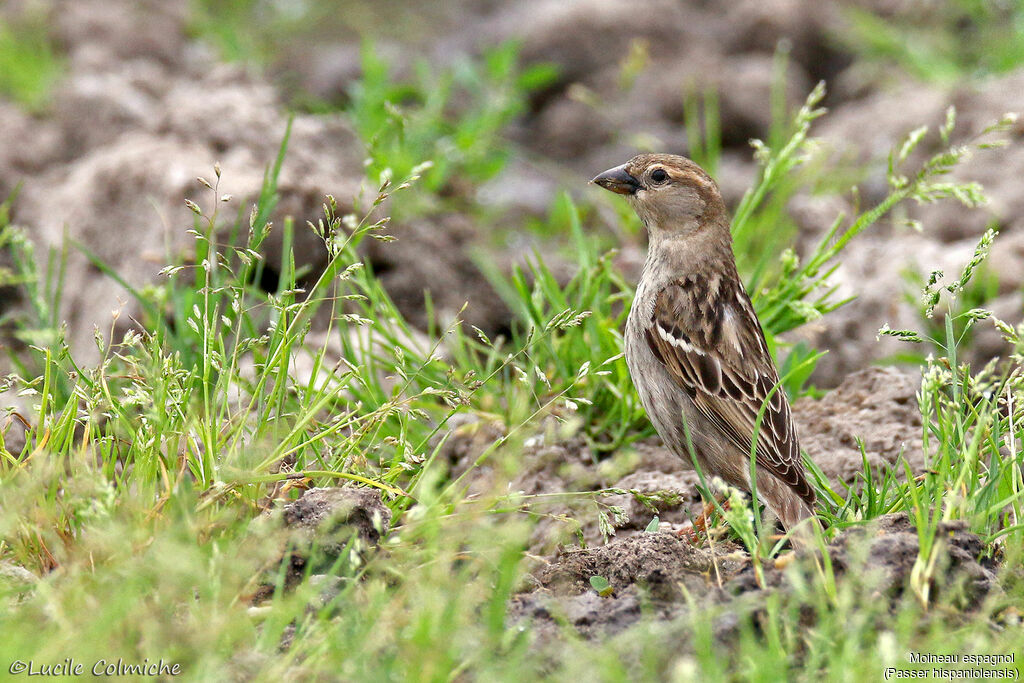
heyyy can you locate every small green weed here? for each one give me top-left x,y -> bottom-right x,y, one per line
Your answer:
843,0 -> 1024,82
347,41 -> 557,206
0,9 -> 63,112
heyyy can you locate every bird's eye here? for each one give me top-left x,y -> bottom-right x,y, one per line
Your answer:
650,168 -> 669,184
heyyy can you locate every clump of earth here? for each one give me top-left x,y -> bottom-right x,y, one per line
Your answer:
270,484 -> 1001,647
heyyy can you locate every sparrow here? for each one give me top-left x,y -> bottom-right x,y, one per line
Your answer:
592,154 -> 817,539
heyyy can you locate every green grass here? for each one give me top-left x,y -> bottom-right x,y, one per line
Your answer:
0,9 -> 64,112
187,0 -> 338,66
345,40 -> 557,211
1,51 -> 1022,681
842,0 -> 1024,82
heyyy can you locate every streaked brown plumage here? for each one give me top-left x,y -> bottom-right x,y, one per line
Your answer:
592,153 -> 817,540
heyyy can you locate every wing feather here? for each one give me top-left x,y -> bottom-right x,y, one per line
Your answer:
644,275 -> 814,507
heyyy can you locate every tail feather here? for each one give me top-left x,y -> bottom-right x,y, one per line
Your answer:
758,470 -> 821,549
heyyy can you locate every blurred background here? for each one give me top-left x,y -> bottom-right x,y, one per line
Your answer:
1,0 -> 1023,387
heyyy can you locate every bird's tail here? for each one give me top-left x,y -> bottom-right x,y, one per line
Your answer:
759,474 -> 821,550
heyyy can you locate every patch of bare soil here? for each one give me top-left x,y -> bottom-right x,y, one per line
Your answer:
510,533 -> 742,640
794,365 -> 924,485
433,365 -> 930,562
251,486 -> 392,603
826,514 -> 997,606
510,512 -> 999,641
535,533 -> 744,598
254,489 -> 1001,647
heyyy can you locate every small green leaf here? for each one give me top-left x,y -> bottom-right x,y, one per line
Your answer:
589,575 -> 613,597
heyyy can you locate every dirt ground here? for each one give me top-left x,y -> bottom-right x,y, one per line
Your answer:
508,511 -> 997,639
272,483 -> 999,639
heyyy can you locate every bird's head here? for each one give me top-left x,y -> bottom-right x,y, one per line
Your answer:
591,154 -> 727,239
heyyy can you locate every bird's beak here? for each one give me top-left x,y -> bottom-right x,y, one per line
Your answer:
591,164 -> 640,195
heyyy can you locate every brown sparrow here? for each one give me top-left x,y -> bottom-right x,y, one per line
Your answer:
593,154 -> 817,538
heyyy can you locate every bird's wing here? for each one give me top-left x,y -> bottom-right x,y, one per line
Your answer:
643,275 -> 815,506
